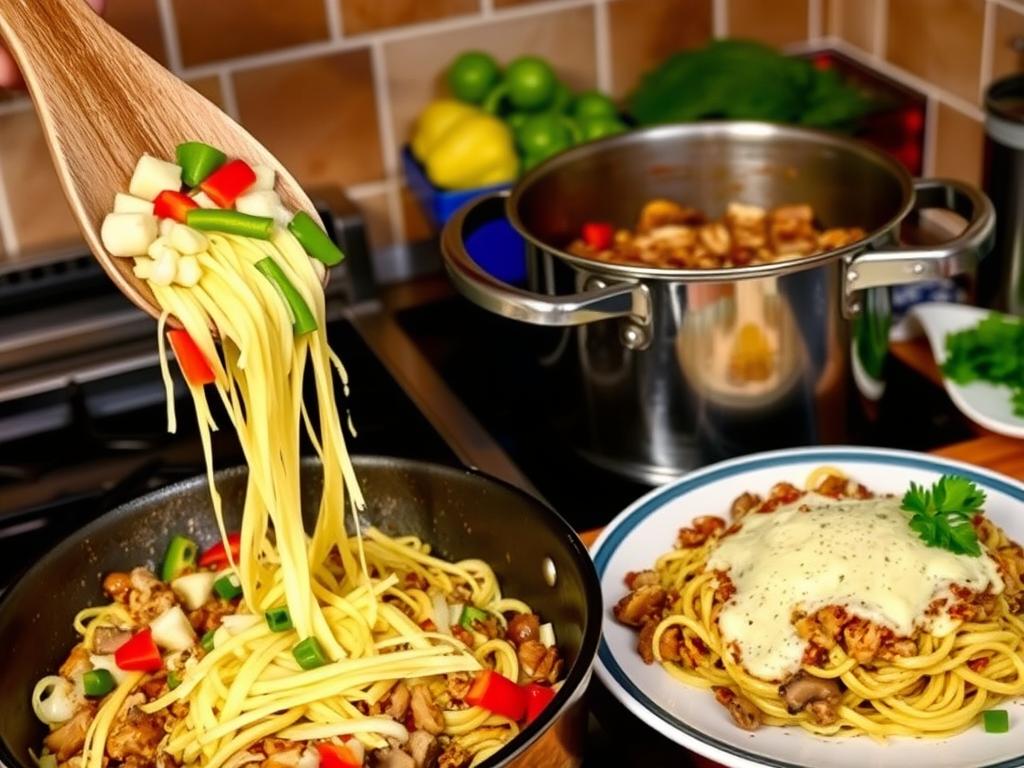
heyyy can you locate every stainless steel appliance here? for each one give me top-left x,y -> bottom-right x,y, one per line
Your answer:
981,74 -> 1024,314
442,122 -> 994,483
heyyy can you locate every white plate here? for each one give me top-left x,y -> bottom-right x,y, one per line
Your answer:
909,302 -> 1024,439
592,446 -> 1024,768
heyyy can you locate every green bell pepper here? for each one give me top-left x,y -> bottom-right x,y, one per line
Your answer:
161,534 -> 198,582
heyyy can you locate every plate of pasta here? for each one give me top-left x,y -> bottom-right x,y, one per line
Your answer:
592,446 -> 1024,768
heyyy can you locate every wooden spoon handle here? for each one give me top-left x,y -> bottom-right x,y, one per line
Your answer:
0,0 -> 115,85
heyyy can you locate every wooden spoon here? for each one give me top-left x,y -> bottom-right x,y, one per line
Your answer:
0,0 -> 323,324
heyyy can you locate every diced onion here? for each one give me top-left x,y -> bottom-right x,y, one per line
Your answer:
448,602 -> 465,627
89,654 -> 130,685
539,622 -> 556,648
113,192 -> 154,214
149,605 -> 196,651
251,164 -> 275,191
190,190 -> 220,209
100,212 -> 158,258
36,754 -> 57,768
221,614 -> 261,635
159,217 -> 175,237
129,154 -> 183,201
175,255 -> 202,287
432,594 -> 452,636
169,223 -> 209,255
31,676 -> 79,725
171,571 -> 216,611
132,257 -> 154,280
297,747 -> 320,768
235,190 -> 279,219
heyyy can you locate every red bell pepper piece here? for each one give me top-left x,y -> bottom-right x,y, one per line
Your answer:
523,682 -> 556,724
198,532 -> 241,568
199,159 -> 256,207
114,628 -> 162,672
153,190 -> 198,223
465,669 -> 527,721
167,330 -> 216,386
581,220 -> 614,250
316,743 -> 361,768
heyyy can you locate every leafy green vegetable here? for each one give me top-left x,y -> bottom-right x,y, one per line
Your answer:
627,39 -> 871,130
901,475 -> 986,556
942,312 -> 1024,416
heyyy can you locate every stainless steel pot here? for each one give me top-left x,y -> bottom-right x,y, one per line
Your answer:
442,122 -> 994,484
0,457 -> 601,768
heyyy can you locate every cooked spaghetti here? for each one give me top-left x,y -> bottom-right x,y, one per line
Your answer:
31,148 -> 563,768
613,468 -> 1024,738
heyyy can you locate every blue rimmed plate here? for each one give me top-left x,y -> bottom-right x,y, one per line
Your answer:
592,447 -> 1024,768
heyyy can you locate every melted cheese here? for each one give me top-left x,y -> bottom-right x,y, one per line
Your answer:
707,493 -> 1004,681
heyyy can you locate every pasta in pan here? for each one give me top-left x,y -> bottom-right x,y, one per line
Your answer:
31,147 -> 563,768
613,468 -> 1024,739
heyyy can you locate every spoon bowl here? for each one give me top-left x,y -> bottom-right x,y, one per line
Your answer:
0,0 -> 323,324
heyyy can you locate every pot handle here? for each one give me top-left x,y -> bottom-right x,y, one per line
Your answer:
844,178 -> 995,309
440,190 -> 651,330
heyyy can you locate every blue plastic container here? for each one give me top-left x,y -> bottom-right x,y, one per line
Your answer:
402,146 -> 526,285
402,147 -> 512,228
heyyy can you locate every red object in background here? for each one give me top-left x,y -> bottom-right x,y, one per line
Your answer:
153,190 -> 198,223
690,756 -> 727,768
198,532 -> 241,567
798,49 -> 927,176
581,221 -> 614,250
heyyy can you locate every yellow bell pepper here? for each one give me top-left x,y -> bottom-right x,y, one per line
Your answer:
411,99 -> 518,190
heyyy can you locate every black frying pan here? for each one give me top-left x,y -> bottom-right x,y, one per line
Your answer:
0,456 -> 601,768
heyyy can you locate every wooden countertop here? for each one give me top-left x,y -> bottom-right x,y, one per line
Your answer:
580,338 -> 1024,548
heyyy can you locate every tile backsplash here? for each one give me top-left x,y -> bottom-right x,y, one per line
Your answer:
0,0 -> 1019,265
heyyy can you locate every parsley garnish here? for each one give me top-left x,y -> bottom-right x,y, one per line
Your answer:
942,313 -> 1024,416
901,475 -> 986,557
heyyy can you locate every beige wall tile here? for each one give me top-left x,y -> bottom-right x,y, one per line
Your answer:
886,0 -> 984,104
340,0 -> 478,35
827,0 -> 878,53
494,0 -> 574,6
608,0 -> 713,98
385,5 -> 597,150
187,76 -> 224,110
0,111 -> 81,255
234,50 -> 383,187
991,3 -> 1024,84
726,0 -> 809,47
172,0 -> 329,67
933,102 -> 984,186
106,0 -> 167,65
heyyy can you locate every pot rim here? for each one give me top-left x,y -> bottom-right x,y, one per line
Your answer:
505,120 -> 917,282
0,455 -> 602,768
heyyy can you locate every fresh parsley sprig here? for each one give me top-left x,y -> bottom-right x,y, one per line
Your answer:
901,475 -> 986,557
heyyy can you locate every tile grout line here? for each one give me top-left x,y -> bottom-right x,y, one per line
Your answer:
177,0 -> 594,80
0,150 -> 21,256
594,0 -> 612,93
991,0 -> 1024,14
345,179 -> 395,199
369,40 -> 405,246
324,0 -> 344,40
829,38 -> 985,121
980,0 -> 996,102
923,95 -> 938,176
217,70 -> 241,121
154,0 -> 183,74
712,0 -> 728,36
873,0 -> 888,57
